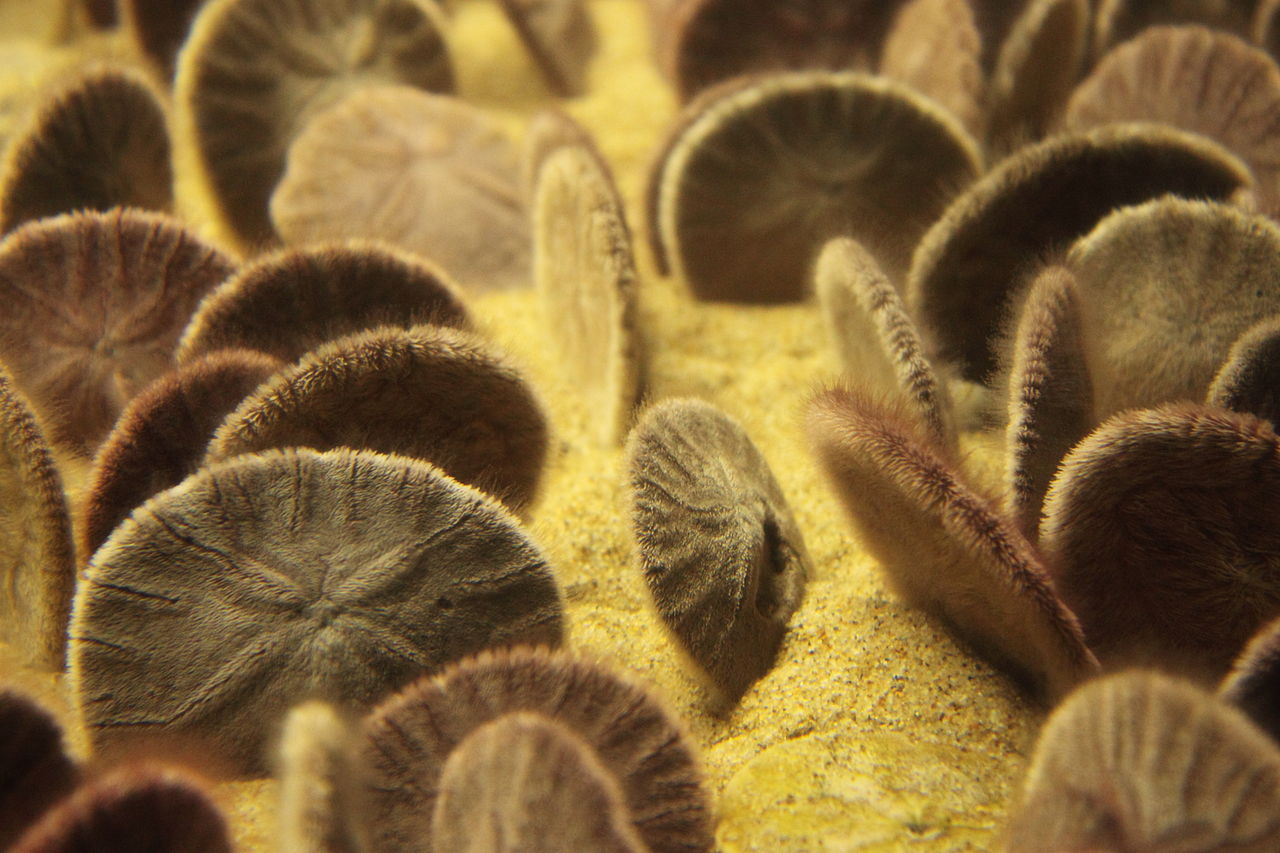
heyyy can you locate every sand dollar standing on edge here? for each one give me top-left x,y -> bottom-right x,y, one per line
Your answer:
628,398 -> 810,700
70,447 -> 565,777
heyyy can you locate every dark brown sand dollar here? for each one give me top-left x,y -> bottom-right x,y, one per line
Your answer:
0,210 -> 235,455
985,0 -> 1090,153
498,0 -> 597,97
1003,266 -> 1093,537
0,689 -> 79,850
271,86 -> 528,293
0,365 -> 76,671
10,766 -> 232,853
1221,615 -> 1280,743
80,349 -> 283,561
1068,198 -> 1280,417
815,236 -> 954,449
175,0 -> 455,248
906,123 -> 1251,383
177,242 -> 472,365
278,701 -> 361,853
627,398 -> 809,699
969,0 -> 1035,71
1064,26 -> 1280,215
652,71 -> 981,302
880,0 -> 984,133
122,0 -> 209,80
1094,0 -> 1257,57
806,387 -> 1099,701
534,145 -> 641,446
206,325 -> 548,513
1209,316 -> 1280,425
70,447 -> 564,777
433,712 -> 646,853
0,66 -> 172,234
1004,671 -> 1280,852
661,0 -> 909,103
1040,404 -> 1280,678
358,646 -> 713,853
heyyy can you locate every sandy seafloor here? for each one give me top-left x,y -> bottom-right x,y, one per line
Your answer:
0,1 -> 1044,849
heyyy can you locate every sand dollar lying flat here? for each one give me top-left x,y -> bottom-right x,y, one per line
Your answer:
498,0 -> 597,97
1221,614 -> 1280,743
0,364 -> 75,670
271,86 -> 528,293
10,766 -> 232,853
0,65 -> 171,234
534,145 -> 641,446
880,0 -> 983,132
1003,266 -> 1093,537
907,124 -> 1251,383
1064,26 -> 1280,215
0,689 -> 79,850
1040,404 -> 1280,678
815,236 -> 954,448
206,325 -> 548,513
175,0 -> 455,248
80,349 -> 283,561
277,701 -> 361,853
1209,316 -> 1280,425
70,447 -> 564,777
1068,198 -> 1280,416
627,398 -> 809,699
433,712 -> 645,853
177,242 -> 472,365
359,646 -> 713,853
652,71 -> 980,302
0,209 -> 235,455
807,387 -> 1098,701
1004,671 -> 1280,852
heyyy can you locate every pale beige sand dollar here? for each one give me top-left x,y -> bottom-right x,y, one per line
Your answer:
880,0 -> 984,133
277,701 -> 360,853
272,85 -> 529,293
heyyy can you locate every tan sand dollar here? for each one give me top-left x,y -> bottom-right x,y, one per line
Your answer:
71,447 -> 565,777
880,0 -> 984,133
277,701 -> 362,853
205,325 -> 548,514
498,0 -> 597,97
534,145 -> 641,446
271,86 -> 528,293
175,0 -> 455,248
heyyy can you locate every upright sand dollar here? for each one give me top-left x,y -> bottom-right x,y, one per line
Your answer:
1209,315 -> 1280,425
628,398 -> 810,699
70,447 -> 565,777
176,0 -> 455,248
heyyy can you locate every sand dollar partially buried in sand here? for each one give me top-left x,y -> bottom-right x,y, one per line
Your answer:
534,144 -> 641,446
175,0 -> 455,248
205,325 -> 548,514
649,71 -> 981,302
627,398 -> 810,700
0,208 -> 236,456
272,86 -> 528,294
69,447 -> 565,777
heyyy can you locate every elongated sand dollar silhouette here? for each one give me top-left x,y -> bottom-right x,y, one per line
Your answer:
177,242 -> 471,365
0,689 -> 79,850
0,65 -> 171,234
10,765 -> 232,853
498,0 -> 597,97
175,0 -> 455,247
0,208 -> 236,455
520,108 -> 603,199
278,701 -> 361,853
81,349 -> 283,561
1221,614 -> 1280,743
1041,404 -> 1280,678
1209,315 -> 1280,425
627,398 -> 809,699
1003,266 -> 1093,537
359,646 -> 713,853
1068,198 -> 1280,417
880,0 -> 984,133
1065,26 -> 1280,215
122,0 -> 209,80
1004,671 -> 1280,852
272,85 -> 528,293
206,325 -> 548,513
70,447 -> 565,777
907,123 -> 1251,383
433,712 -> 646,853
534,145 -> 641,446
815,236 -> 954,448
651,71 -> 981,302
1257,0 -> 1280,59
807,387 -> 1098,701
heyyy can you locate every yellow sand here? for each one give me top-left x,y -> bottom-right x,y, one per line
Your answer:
0,1 -> 1041,850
